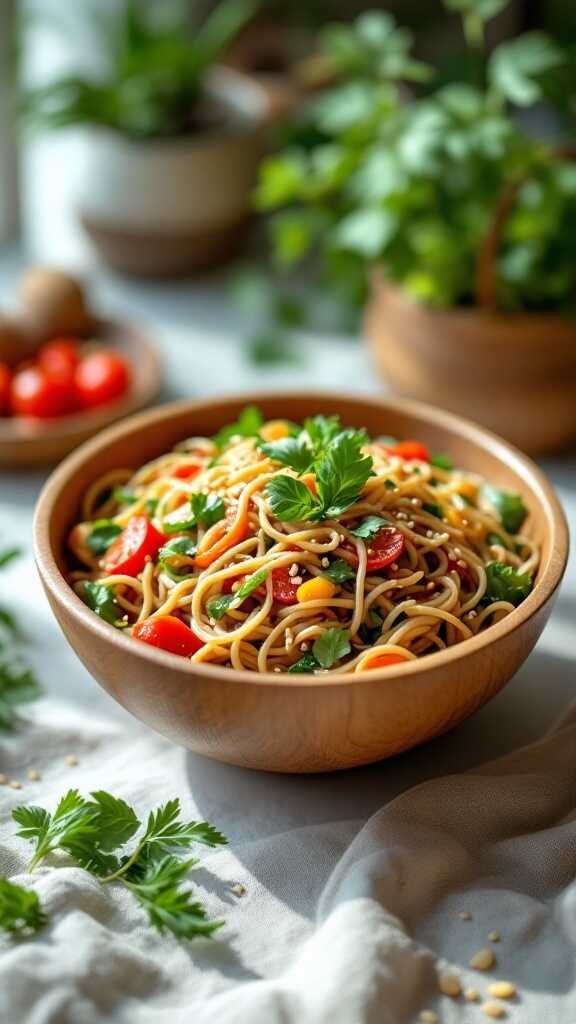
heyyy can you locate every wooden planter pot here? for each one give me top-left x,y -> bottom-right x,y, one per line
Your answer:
78,68 -> 269,278
365,276 -> 576,456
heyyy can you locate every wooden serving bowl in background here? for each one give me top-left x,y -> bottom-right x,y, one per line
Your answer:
33,393 -> 569,773
0,320 -> 160,467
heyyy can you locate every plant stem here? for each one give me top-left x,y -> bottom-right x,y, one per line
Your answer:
100,841 -> 145,884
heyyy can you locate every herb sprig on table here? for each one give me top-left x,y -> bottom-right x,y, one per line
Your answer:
0,545 -> 41,730
1,790 -> 228,941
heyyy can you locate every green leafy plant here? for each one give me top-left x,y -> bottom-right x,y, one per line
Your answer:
256,2 -> 576,314
8,790 -> 227,940
0,545 -> 41,730
21,0 -> 258,139
289,627 -> 351,672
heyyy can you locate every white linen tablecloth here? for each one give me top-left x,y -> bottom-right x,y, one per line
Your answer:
0,320 -> 575,1024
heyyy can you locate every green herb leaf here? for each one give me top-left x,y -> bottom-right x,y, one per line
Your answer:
430,453 -> 453,471
0,665 -> 41,731
164,493 -> 225,534
158,537 -> 197,581
125,854 -> 223,939
113,488 -> 137,506
288,652 -> 319,674
207,569 -> 268,621
322,559 -> 357,585
266,475 -> 319,522
213,406 -> 264,451
89,791 -> 141,851
490,32 -> 564,106
483,486 -> 528,533
13,789 -> 96,869
358,610 -> 383,645
486,531 -> 508,549
484,561 -> 532,606
0,878 -> 47,936
351,515 -> 387,539
303,415 -> 342,457
422,502 -> 443,518
312,628 -> 351,669
0,547 -> 21,569
384,479 -> 397,491
315,431 -> 374,518
258,436 -> 314,474
145,499 -> 159,516
86,519 -> 122,555
142,799 -> 227,852
83,581 -> 121,627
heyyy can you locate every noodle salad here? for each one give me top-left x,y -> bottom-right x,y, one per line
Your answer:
68,407 -> 539,675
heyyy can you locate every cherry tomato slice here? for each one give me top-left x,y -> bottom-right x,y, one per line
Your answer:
39,338 -> 80,383
75,350 -> 130,409
344,528 -> 405,572
102,516 -> 166,576
11,365 -> 77,418
386,440 -> 430,462
361,652 -> 409,670
133,615 -> 204,658
271,567 -> 300,605
0,362 -> 11,416
171,464 -> 200,480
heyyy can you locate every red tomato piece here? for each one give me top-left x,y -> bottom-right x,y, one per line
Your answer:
171,464 -> 200,480
271,567 -> 301,605
0,362 -> 11,416
102,515 -> 166,576
39,338 -> 80,383
448,557 -> 474,587
344,528 -> 405,572
362,652 -> 409,670
387,440 -> 430,462
11,365 -> 77,418
133,615 -> 204,658
75,349 -> 130,409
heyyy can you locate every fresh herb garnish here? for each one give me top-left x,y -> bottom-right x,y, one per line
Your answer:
83,581 -> 121,626
265,476 -> 319,522
158,537 -> 198,580
483,486 -> 528,534
213,405 -> 264,451
164,493 -> 225,534
11,791 -> 227,941
303,415 -> 343,456
86,519 -> 122,555
486,531 -> 508,549
0,878 -> 47,937
322,559 -> 357,585
384,479 -> 397,491
207,569 -> 268,621
351,516 -> 387,540
483,561 -> 532,606
430,453 -> 453,471
258,436 -> 314,474
113,488 -> 137,506
145,498 -> 159,516
0,666 -> 41,731
422,502 -> 443,518
289,627 -> 351,672
358,610 -> 384,645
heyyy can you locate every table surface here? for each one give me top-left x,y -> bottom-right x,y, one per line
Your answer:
0,241 -> 575,830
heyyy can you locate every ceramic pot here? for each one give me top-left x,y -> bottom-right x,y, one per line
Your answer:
78,67 -> 269,277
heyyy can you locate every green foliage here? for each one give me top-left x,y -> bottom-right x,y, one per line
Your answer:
164,493 -> 225,534
322,559 -> 357,585
206,569 -> 268,621
83,581 -> 122,626
0,545 -> 41,730
86,520 -> 122,555
288,627 -> 351,672
256,4 -> 574,314
158,537 -> 198,581
0,879 -> 47,937
483,561 -> 532,605
351,516 -> 387,540
213,405 -> 264,451
482,485 -> 528,533
12,790 -> 227,940
21,0 -> 258,139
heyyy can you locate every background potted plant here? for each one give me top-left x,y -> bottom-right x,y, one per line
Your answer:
22,0 -> 268,277
255,1 -> 576,455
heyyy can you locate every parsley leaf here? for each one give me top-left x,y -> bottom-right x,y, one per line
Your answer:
384,479 -> 397,491
83,581 -> 121,626
266,475 -> 319,522
141,799 -> 227,852
288,651 -> 320,674
158,537 -> 197,580
351,515 -> 387,539
486,531 -> 508,549
86,519 -> 122,555
422,502 -> 443,518
483,561 -> 532,606
125,855 -> 223,939
13,789 -> 97,870
483,486 -> 528,533
430,453 -> 453,470
258,436 -> 314,474
303,415 -> 342,457
0,878 -> 47,936
0,666 -> 41,731
164,493 -> 225,534
358,610 -> 383,645
207,569 -> 268,621
213,405 -> 264,451
322,559 -> 357,585
315,431 -> 374,518
312,627 -> 351,669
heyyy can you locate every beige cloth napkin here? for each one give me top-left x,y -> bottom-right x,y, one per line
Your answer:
1,694 -> 575,1024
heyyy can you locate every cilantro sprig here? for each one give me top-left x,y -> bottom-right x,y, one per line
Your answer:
164,493 -> 225,534
10,790 -> 227,941
83,581 -> 122,627
289,627 -> 351,673
207,569 -> 268,621
266,426 -> 373,523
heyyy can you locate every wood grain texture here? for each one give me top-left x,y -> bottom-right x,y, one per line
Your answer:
0,319 -> 160,467
365,275 -> 576,456
33,393 -> 569,773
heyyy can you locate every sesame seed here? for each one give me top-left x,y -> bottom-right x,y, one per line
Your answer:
458,910 -> 472,920
390,562 -> 398,572
65,755 -> 79,767
292,576 -> 303,585
470,948 -> 496,971
487,982 -> 516,1000
209,618 -> 216,626
288,563 -> 299,577
407,520 -> 415,529
27,769 -> 41,782
426,529 -> 434,539
9,780 -> 22,790
457,559 -> 467,568
438,972 -> 461,997
465,988 -> 480,1001
300,642 -> 309,652
230,883 -> 246,897
273,666 -> 282,673
321,557 -> 330,568
419,1012 -> 438,1024
468,610 -> 477,619
453,547 -> 462,556
426,582 -> 435,591
411,498 -> 421,506
339,535 -> 346,544
488,931 -> 501,943
367,548 -> 374,556
481,1001 -> 506,1019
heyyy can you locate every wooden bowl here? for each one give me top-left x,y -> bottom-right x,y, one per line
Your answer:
0,319 -> 160,467
33,393 -> 569,773
365,275 -> 576,456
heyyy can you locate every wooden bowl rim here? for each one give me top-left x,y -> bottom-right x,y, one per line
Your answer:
0,318 -> 161,448
33,391 -> 569,690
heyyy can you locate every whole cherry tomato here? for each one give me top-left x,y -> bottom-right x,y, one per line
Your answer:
75,350 -> 130,408
38,338 -> 80,384
11,365 -> 77,418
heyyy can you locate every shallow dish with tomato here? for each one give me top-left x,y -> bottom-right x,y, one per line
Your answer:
34,393 -> 568,772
